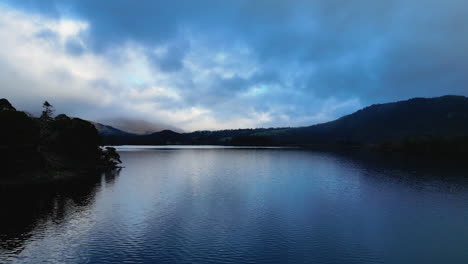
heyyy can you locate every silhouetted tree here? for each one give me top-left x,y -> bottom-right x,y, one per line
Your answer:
1,99 -> 122,179
40,101 -> 54,121
0,98 -> 16,111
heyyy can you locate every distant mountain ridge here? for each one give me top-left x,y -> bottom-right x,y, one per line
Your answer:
273,95 -> 468,145
97,118 -> 183,135
90,121 -> 134,137
98,95 -> 468,154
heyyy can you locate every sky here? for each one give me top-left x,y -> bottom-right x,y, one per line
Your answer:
1,0 -> 467,131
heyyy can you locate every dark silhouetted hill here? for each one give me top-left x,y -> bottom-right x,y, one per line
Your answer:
100,129 -> 189,145
99,95 -> 468,155
0,99 -> 121,181
271,95 -> 468,144
91,121 -> 135,137
97,118 -> 183,134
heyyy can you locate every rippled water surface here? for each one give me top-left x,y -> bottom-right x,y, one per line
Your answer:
1,146 -> 467,263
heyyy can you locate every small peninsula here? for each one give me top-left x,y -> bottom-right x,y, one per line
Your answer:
0,99 -> 121,183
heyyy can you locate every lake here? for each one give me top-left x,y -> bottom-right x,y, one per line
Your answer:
1,146 -> 467,263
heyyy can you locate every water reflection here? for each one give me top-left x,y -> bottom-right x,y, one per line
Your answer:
328,150 -> 468,191
0,169 -> 121,258
0,148 -> 467,264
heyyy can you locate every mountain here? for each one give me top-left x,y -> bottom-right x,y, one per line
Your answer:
138,130 -> 189,145
272,95 -> 468,145
97,118 -> 183,135
100,129 -> 189,145
99,95 -> 468,155
91,121 -> 135,137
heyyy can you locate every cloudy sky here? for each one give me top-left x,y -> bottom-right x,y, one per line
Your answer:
1,1 -> 467,131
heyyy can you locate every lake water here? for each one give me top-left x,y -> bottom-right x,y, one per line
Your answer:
1,146 -> 467,263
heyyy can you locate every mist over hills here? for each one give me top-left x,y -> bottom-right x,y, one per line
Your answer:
90,121 -> 134,137
96,118 -> 183,135
98,95 -> 468,154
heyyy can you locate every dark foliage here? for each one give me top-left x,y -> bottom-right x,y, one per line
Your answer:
0,99 -> 121,179
273,95 -> 468,146
40,101 -> 54,122
0,98 -> 16,111
102,129 -> 190,145
0,107 -> 41,174
46,115 -> 101,158
101,147 -> 122,166
229,135 -> 274,146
